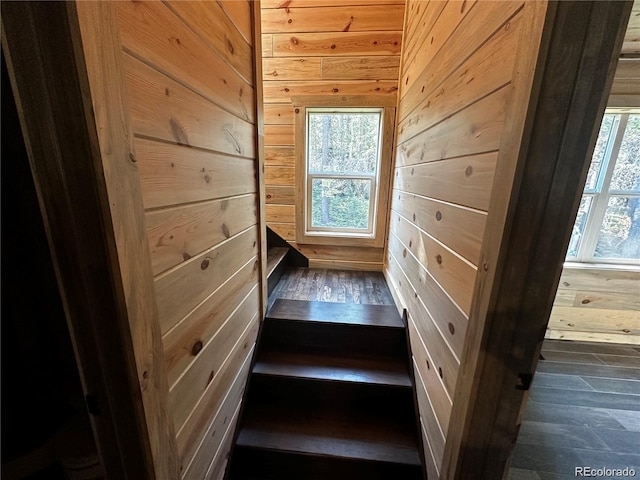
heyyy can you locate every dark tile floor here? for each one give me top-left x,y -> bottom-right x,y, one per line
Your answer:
509,340 -> 640,480
272,268 -> 395,306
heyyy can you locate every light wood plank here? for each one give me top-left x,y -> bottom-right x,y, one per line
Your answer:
402,0 -> 478,97
391,191 -> 485,267
125,55 -> 255,158
204,401 -> 242,480
262,5 -> 404,33
186,380 -> 244,480
558,267 -> 640,293
387,248 -> 463,389
262,0 -> 406,7
135,138 -> 256,210
572,291 -> 640,311
394,152 -> 498,211
307,259 -> 384,271
398,11 -> 521,144
414,363 -> 446,471
272,31 -> 402,56
163,257 -> 259,387
266,204 -> 295,223
399,2 -> 523,121
266,185 -> 296,204
264,104 -> 295,125
117,0 -> 254,122
545,330 -> 640,346
263,79 -> 398,103
265,166 -> 295,185
169,287 -> 259,431
262,34 -> 273,57
146,195 -> 257,276
268,222 -> 296,241
548,306 -> 640,337
176,323 -> 257,469
263,57 -> 322,81
321,56 -> 400,80
389,211 -> 477,315
402,1 -> 446,71
155,226 -> 258,334
166,1 -> 253,84
388,231 -> 468,347
265,124 -> 295,145
396,85 -> 509,167
291,243 -> 384,263
218,0 -> 253,45
265,146 -> 296,166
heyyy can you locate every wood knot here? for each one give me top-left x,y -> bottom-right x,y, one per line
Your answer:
295,108 -> 300,114
465,165 -> 473,177
438,367 -> 443,378
448,323 -> 455,335
207,370 -> 215,385
291,37 -> 299,45
227,39 -> 234,53
201,258 -> 210,270
403,248 -> 407,258
330,44 -> 336,49
288,18 -> 292,23
332,88 -> 339,93
142,370 -> 149,380
581,299 -> 590,304
436,254 -> 442,265
129,152 -> 137,163
191,340 -> 203,356
435,211 -> 442,221
426,360 -> 430,369
413,213 -> 416,221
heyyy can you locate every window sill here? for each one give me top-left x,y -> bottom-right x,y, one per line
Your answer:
563,261 -> 640,272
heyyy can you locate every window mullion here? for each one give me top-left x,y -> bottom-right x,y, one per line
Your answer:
580,114 -> 629,261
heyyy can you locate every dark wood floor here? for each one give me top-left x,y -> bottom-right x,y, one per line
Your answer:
509,339 -> 640,480
272,268 -> 395,306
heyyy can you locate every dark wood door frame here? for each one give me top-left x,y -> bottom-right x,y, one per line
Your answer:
442,2 -> 633,479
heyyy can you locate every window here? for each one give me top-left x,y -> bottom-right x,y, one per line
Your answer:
567,113 -> 640,263
293,97 -> 394,247
307,108 -> 382,235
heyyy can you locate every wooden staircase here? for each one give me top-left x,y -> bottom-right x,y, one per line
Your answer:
227,298 -> 425,479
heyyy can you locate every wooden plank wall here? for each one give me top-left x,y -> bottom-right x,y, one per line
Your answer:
384,1 -> 541,475
547,267 -> 640,345
114,2 -> 261,478
261,0 -> 405,270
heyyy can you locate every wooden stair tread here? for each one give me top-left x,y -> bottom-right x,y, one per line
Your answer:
267,247 -> 289,278
253,350 -> 411,387
267,299 -> 403,328
237,404 -> 420,466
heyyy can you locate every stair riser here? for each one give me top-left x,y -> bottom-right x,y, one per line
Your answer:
245,375 -> 416,423
261,318 -> 407,358
229,447 -> 423,480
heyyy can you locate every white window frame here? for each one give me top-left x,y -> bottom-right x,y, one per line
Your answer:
304,107 -> 383,238
567,112 -> 640,265
292,96 -> 396,248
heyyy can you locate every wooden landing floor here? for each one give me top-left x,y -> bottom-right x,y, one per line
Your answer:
509,339 -> 640,479
271,268 -> 395,306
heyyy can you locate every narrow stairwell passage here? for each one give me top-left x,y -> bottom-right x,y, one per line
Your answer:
227,268 -> 425,479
